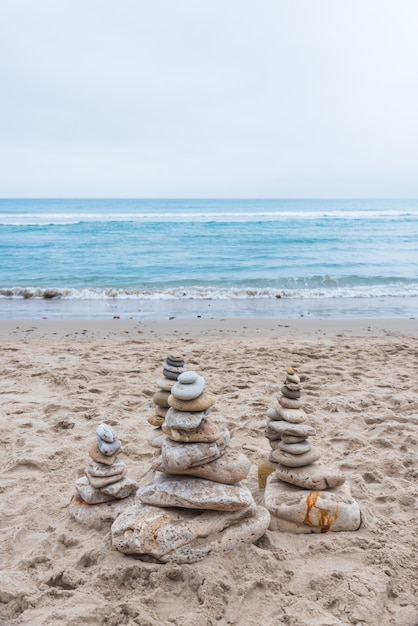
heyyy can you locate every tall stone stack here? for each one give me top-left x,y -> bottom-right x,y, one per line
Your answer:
261,368 -> 361,533
69,423 -> 138,527
111,371 -> 270,563
148,350 -> 187,428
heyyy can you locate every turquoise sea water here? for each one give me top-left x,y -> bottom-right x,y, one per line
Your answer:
0,198 -> 417,319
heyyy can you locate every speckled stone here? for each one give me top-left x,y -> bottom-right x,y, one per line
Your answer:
160,430 -> 230,471
99,477 -> 138,498
264,477 -> 360,533
111,502 -> 271,563
164,407 -> 209,431
168,391 -> 216,412
271,463 -> 346,490
87,460 -> 126,477
162,417 -> 221,443
152,447 -> 251,484
138,472 -> 254,511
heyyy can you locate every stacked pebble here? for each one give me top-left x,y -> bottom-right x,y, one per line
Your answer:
265,367 -> 320,469
260,368 -> 361,533
148,350 -> 187,428
111,371 -> 270,563
74,423 -> 138,505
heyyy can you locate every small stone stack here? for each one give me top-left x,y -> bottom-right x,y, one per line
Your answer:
265,367 -> 320,470
111,371 -> 270,563
261,368 -> 361,533
69,423 -> 138,527
148,350 -> 187,428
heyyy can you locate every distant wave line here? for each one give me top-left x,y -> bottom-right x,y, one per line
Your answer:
1,209 -> 418,225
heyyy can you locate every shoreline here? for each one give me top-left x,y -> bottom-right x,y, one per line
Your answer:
1,316 -> 418,339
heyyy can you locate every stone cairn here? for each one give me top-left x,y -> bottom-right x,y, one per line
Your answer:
111,370 -> 270,563
69,423 -> 138,527
148,350 -> 187,429
260,367 -> 361,533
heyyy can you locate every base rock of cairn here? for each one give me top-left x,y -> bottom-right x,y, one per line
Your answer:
260,368 -> 361,533
69,423 -> 138,528
111,370 -> 270,563
147,350 -> 187,428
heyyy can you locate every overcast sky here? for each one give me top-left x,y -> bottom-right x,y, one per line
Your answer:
1,0 -> 418,198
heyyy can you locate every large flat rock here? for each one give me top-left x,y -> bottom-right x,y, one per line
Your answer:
68,493 -> 137,529
264,476 -> 361,533
111,502 -> 270,563
138,472 -> 254,511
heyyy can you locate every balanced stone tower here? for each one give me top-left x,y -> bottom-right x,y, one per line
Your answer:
261,368 -> 361,533
69,423 -> 138,527
111,371 -> 270,562
148,350 -> 187,428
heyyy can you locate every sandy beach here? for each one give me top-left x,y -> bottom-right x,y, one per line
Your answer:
1,317 -> 418,626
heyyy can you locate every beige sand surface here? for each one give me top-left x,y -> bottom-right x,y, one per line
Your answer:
1,318 -> 418,625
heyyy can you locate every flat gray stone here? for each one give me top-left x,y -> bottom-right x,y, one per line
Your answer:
265,421 -> 315,439
272,463 -> 346,490
278,440 -> 311,455
100,476 -> 138,498
264,477 -> 361,533
111,503 -> 270,563
68,493 -> 137,529
86,468 -> 127,488
75,477 -> 117,504
161,430 -> 230,471
266,407 -> 282,421
138,472 -> 254,511
87,460 -> 126,477
270,447 -> 320,467
152,447 -> 251,484
97,437 -> 121,456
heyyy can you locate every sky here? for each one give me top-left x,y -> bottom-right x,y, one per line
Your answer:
1,0 -> 418,198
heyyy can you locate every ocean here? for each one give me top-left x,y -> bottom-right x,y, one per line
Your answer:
0,198 -> 417,320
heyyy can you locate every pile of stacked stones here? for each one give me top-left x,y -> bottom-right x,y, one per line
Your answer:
148,350 -> 187,428
264,367 -> 320,470
69,423 -> 138,526
261,368 -> 361,533
111,371 -> 270,563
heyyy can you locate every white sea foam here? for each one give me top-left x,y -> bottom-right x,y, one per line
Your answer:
2,283 -> 418,301
1,209 -> 418,226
